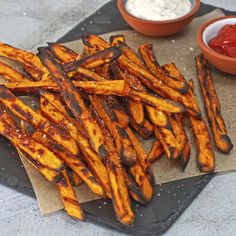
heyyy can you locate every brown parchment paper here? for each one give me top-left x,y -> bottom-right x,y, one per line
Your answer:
3,9 -> 236,215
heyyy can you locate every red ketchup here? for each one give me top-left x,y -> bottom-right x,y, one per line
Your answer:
209,24 -> 236,58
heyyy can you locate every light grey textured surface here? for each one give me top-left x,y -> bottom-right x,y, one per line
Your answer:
0,0 -> 236,235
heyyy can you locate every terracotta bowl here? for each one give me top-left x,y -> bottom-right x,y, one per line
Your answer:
117,0 -> 200,37
197,16 -> 236,75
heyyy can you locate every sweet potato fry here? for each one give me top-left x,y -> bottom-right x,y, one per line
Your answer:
102,95 -> 130,129
0,109 -> 64,182
126,127 -> 154,184
38,48 -> 107,159
82,35 -> 199,116
39,96 -> 111,197
109,35 -> 126,46
91,106 -> 134,225
122,169 -> 146,204
49,44 -> 130,129
116,67 -> 170,128
189,114 -> 215,172
67,168 -> 83,186
165,64 -> 215,172
82,34 -> 110,50
72,172 -> 83,186
17,147 -> 62,183
118,41 -> 144,67
154,126 -> 180,160
130,90 -> 185,113
0,42 -> 50,81
109,39 -> 146,126
169,114 -> 190,168
145,106 -> 170,128
57,169 -> 85,221
130,116 -> 154,139
48,43 -> 80,63
0,61 -> 30,82
161,63 -> 201,117
196,55 -> 233,154
139,43 -> 189,93
147,140 -> 164,163
63,46 -> 121,72
117,56 -> 200,117
1,80 -> 131,96
90,95 -> 137,166
0,85 -> 79,156
127,99 -> 144,125
32,130 -> 105,197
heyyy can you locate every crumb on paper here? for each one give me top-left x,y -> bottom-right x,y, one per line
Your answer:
189,47 -> 194,51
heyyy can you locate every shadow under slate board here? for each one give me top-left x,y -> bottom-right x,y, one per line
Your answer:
0,1 -> 235,235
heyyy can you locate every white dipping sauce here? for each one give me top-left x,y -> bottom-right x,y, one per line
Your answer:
125,0 -> 192,21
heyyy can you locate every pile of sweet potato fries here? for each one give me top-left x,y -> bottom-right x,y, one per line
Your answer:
0,35 -> 233,224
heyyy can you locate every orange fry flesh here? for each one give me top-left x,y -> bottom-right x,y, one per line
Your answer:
139,43 -> 189,93
57,169 -> 85,221
38,48 -> 107,159
195,55 -> 233,154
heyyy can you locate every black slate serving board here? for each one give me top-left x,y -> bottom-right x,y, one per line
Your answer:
0,1 -> 235,235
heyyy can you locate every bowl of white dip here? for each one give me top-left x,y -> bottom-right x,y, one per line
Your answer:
117,0 -> 200,36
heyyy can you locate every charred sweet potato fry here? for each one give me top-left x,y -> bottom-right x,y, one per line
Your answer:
72,172 -> 83,186
166,65 -> 215,172
189,114 -> 215,172
102,95 -> 130,129
145,106 -> 170,128
127,99 -> 144,125
90,95 -> 137,166
196,55 -> 233,154
109,40 -> 146,126
48,43 -> 80,63
0,109 -> 64,182
126,127 -> 154,184
49,44 -> 130,129
38,48 -> 107,159
32,130 -> 105,197
139,43 -> 189,93
67,168 -> 83,186
147,140 -> 164,163
1,79 -> 131,96
57,169 -> 85,221
154,126 -> 180,160
82,35 -> 199,117
117,56 -> 200,117
129,162 -> 154,204
169,114 -> 190,168
92,106 -> 135,225
109,35 -> 126,46
39,96 -> 111,197
130,90 -> 185,113
130,116 -> 154,139
118,41 -> 144,67
116,67 -> 170,128
0,61 -> 30,82
0,42 -> 50,81
17,147 -> 62,183
0,85 -> 79,155
161,63 -> 201,117
63,46 -> 121,72
122,169 -> 146,204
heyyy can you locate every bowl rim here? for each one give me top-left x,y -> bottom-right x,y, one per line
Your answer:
117,0 -> 201,24
197,15 -> 236,62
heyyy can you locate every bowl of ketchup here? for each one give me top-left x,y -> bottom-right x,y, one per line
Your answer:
197,16 -> 236,75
